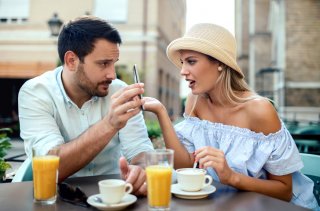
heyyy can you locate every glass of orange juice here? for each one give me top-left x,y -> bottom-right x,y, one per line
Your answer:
146,149 -> 174,211
32,148 -> 60,204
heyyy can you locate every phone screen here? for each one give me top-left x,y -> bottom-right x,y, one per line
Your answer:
133,64 -> 141,86
133,64 -> 143,110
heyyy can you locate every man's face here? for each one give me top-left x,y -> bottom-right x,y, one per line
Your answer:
75,39 -> 120,97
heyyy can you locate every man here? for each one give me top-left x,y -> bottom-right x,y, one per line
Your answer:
17,16 -> 154,195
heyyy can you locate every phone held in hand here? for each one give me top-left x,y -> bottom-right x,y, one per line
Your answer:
133,64 -> 144,110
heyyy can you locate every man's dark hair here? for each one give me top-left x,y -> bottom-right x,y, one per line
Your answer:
58,16 -> 122,64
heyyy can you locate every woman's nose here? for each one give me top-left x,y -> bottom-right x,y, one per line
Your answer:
180,66 -> 189,76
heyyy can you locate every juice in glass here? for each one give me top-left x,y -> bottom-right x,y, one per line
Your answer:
145,149 -> 174,210
146,165 -> 172,207
32,155 -> 59,204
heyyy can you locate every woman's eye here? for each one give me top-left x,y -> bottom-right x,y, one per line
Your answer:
188,60 -> 196,65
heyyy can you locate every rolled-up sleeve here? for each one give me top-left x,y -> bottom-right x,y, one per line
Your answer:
174,120 -> 195,153
119,111 -> 154,162
264,129 -> 303,175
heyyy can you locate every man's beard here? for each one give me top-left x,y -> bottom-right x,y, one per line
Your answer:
75,64 -> 112,97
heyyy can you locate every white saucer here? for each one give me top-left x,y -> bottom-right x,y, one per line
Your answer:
87,194 -> 137,211
171,184 -> 216,199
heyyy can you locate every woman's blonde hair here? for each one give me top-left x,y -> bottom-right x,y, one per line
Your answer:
206,56 -> 260,105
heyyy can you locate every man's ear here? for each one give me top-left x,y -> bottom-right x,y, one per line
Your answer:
64,51 -> 79,71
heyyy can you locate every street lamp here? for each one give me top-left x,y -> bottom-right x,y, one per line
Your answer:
47,13 -> 63,37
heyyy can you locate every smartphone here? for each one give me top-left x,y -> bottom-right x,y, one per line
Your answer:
133,64 -> 144,110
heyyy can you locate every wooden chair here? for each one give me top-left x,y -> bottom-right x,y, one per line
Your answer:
300,153 -> 320,204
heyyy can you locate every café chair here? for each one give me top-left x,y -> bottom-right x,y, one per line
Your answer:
300,153 -> 320,204
11,159 -> 33,182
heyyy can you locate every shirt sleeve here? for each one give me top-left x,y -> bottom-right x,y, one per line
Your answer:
174,120 -> 195,153
264,128 -> 303,175
18,79 -> 65,158
118,111 -> 154,162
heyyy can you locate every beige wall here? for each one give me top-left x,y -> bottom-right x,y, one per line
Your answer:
0,0 -> 186,118
235,0 -> 320,122
29,0 -> 93,25
285,0 -> 320,109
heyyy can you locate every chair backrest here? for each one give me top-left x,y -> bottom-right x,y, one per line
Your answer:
300,153 -> 320,205
300,153 -> 320,177
11,158 -> 33,182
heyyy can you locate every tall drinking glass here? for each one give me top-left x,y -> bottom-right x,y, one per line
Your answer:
146,149 -> 174,211
32,148 -> 60,204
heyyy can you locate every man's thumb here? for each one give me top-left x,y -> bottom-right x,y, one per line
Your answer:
119,156 -> 129,179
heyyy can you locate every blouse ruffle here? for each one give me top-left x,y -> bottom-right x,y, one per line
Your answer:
175,114 -> 303,178
174,114 -> 319,210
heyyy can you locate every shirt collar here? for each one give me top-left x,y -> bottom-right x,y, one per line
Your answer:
56,66 -> 73,107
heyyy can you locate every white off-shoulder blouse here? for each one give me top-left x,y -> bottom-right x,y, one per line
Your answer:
174,114 -> 319,210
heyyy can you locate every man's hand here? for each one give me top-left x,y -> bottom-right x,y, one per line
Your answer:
119,156 -> 147,196
104,83 -> 144,130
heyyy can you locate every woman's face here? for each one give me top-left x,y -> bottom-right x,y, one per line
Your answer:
180,50 -> 220,95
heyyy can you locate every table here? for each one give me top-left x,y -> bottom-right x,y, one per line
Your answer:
0,174 -> 309,211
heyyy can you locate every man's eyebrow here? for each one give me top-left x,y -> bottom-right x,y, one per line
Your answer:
94,59 -> 114,63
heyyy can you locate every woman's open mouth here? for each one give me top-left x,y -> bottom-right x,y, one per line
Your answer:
187,79 -> 195,88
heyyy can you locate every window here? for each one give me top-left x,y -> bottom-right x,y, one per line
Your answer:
94,0 -> 128,23
0,0 -> 29,23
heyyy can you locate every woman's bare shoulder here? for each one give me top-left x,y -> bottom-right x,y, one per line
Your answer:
244,97 -> 281,135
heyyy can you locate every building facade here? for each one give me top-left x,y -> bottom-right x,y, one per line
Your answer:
235,0 -> 320,123
0,0 -> 186,124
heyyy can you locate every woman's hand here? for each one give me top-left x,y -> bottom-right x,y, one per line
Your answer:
141,97 -> 166,115
194,146 -> 235,185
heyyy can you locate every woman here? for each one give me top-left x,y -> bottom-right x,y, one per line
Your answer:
142,23 -> 319,210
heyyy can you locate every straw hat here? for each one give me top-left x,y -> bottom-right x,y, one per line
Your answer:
166,23 -> 244,78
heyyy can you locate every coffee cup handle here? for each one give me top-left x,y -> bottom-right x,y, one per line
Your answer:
203,175 -> 213,188
125,183 -> 133,194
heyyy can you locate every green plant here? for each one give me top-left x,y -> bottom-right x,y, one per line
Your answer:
145,120 -> 165,149
0,128 -> 12,173
145,120 -> 162,139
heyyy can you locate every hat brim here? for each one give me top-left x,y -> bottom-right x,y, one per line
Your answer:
167,37 -> 244,78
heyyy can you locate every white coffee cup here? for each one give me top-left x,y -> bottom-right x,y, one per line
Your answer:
176,168 -> 213,192
98,179 -> 133,204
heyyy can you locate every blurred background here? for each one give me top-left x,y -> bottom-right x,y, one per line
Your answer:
0,0 -> 319,171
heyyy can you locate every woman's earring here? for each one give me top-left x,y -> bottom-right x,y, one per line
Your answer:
218,66 -> 223,72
